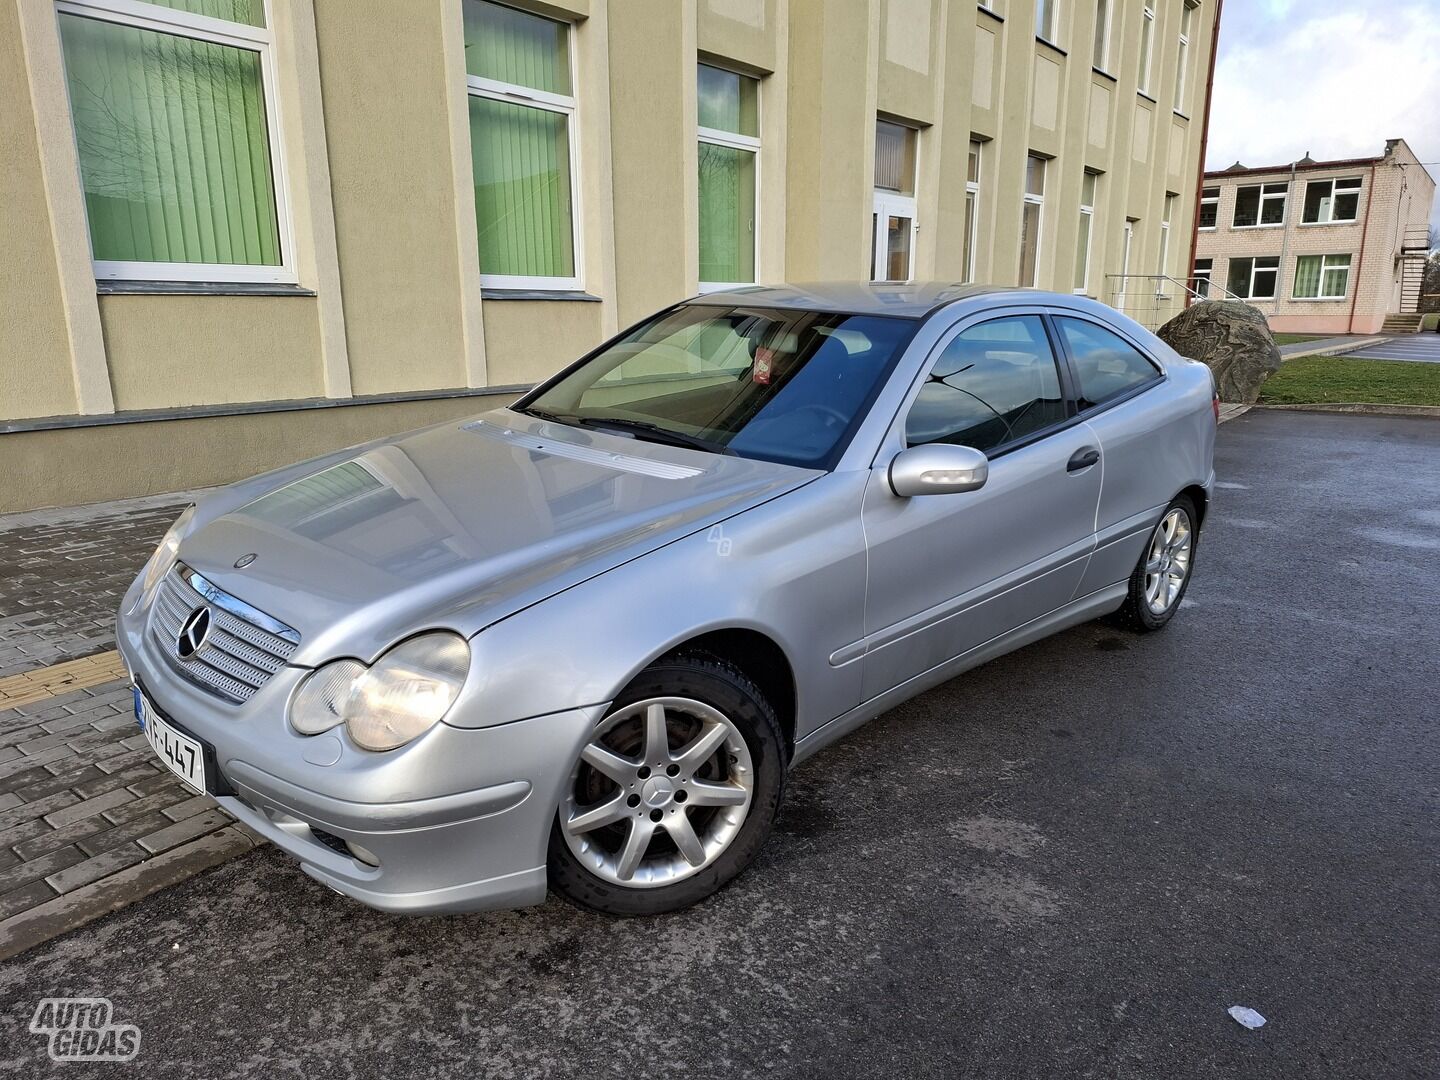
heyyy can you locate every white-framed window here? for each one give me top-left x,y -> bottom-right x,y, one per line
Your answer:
1198,185 -> 1219,229
1233,182 -> 1286,228
1074,170 -> 1097,293
872,119 -> 918,282
1192,257 -> 1212,298
1093,0 -> 1111,70
697,63 -> 760,290
55,0 -> 294,284
963,138 -> 982,283
1036,0 -> 1059,42
1226,255 -> 1279,300
1019,154 -> 1046,288
1175,0 -> 1197,109
1157,192 -> 1176,281
1301,177 -> 1363,224
464,0 -> 581,290
1293,253 -> 1352,299
1138,3 -> 1156,95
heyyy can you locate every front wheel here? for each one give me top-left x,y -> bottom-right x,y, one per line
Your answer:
1109,495 -> 1198,632
548,653 -> 785,916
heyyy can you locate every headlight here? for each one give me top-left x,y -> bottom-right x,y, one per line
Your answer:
289,632 -> 470,752
139,504 -> 196,597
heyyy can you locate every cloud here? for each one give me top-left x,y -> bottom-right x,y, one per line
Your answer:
1206,1 -> 1439,223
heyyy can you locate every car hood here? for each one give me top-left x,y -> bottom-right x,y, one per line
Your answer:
173,409 -> 817,666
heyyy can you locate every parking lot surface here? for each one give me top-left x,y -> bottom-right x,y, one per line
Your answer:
0,409 -> 1436,1079
1342,333 -> 1440,364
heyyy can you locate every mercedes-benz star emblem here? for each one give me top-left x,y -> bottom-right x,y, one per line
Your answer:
176,606 -> 212,659
233,553 -> 257,569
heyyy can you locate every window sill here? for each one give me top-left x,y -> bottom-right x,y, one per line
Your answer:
1137,90 -> 1158,105
1297,220 -> 1359,228
977,5 -> 1003,21
1092,66 -> 1117,82
480,288 -> 603,302
95,280 -> 315,297
1290,297 -> 1349,303
1230,223 -> 1285,231
1173,109 -> 1191,120
1035,36 -> 1067,56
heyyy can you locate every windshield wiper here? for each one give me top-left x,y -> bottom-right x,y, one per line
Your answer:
514,405 -> 580,426
574,417 -> 736,456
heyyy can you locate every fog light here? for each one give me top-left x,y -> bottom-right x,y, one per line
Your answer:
346,841 -> 380,867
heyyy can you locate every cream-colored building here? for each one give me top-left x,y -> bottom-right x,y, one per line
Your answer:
1192,139 -> 1435,336
1,0 -> 1219,513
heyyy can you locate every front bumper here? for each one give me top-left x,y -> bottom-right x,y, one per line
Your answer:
117,578 -> 601,914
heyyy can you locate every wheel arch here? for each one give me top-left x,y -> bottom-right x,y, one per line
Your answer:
1177,483 -> 1209,531
625,627 -> 798,763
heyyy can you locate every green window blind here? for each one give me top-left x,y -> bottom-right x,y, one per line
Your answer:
698,142 -> 756,284
139,0 -> 265,27
1293,255 -> 1321,298
463,0 -> 571,94
697,64 -> 758,136
469,96 -> 575,279
1322,255 -> 1350,297
58,14 -> 280,267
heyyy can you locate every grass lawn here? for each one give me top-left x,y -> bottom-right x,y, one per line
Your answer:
1271,333 -> 1331,345
1260,355 -> 1440,406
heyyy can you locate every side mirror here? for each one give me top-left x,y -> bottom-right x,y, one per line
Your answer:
888,443 -> 989,497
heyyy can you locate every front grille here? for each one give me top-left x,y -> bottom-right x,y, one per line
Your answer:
149,565 -> 300,704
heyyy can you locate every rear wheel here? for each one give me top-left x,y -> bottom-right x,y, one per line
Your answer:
548,653 -> 785,916
1109,495 -> 1197,632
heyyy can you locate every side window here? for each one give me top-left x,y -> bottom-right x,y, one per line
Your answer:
905,315 -> 1067,453
1055,317 -> 1161,410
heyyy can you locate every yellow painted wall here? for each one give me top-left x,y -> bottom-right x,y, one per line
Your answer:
100,296 -> 324,411
0,1 -> 78,421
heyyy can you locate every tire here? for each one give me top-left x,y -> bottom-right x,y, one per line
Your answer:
547,652 -> 786,916
1109,494 -> 1199,633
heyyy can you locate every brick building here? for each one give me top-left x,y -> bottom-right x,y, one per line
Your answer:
1191,138 -> 1434,335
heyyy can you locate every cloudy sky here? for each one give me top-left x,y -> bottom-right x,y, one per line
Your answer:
1206,0 -> 1439,228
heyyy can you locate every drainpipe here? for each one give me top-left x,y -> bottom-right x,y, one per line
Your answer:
1185,0 -> 1223,308
1346,162 -> 1378,333
1275,159 -> 1296,322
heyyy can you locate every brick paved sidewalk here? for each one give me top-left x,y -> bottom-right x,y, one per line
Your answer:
0,492 -> 260,959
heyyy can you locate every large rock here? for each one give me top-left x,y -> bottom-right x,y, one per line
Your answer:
1156,300 -> 1282,403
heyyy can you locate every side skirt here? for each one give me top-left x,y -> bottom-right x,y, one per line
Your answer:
791,582 -> 1128,766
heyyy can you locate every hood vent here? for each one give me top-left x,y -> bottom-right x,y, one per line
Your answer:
463,420 -> 705,480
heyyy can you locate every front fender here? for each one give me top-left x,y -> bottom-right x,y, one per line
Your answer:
446,472 -> 869,739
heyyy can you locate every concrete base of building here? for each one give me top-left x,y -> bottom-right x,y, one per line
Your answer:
1,390 -> 520,514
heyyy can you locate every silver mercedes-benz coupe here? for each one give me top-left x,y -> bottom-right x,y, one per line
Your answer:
118,283 -> 1216,916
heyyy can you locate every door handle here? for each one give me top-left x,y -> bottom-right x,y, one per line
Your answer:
1067,447 -> 1100,472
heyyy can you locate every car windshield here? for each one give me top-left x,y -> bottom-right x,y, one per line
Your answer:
517,304 -> 915,469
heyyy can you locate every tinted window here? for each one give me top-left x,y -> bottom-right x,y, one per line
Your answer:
905,315 -> 1066,453
1056,317 -> 1160,409
521,305 -> 913,469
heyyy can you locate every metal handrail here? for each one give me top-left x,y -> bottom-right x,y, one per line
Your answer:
1104,273 -> 1244,304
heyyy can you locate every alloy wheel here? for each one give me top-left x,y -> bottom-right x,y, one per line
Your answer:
560,697 -> 754,888
1143,506 -> 1193,614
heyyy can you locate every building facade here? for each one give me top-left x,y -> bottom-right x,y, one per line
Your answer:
1191,139 -> 1435,336
1,0 -> 1219,513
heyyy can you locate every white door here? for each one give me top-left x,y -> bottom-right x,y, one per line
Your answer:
872,192 -> 917,282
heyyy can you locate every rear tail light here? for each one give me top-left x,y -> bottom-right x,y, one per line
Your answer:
1212,391 -> 1221,424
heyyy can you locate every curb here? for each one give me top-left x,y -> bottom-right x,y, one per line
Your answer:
1279,336 -> 1391,360
0,825 -> 260,961
1253,403 -> 1440,419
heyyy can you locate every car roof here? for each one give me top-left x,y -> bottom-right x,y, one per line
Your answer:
682,281 -> 1063,320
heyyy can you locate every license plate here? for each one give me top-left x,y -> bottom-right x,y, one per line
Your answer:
137,690 -> 209,795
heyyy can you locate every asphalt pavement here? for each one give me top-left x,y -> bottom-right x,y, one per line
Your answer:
1,409 -> 1436,1079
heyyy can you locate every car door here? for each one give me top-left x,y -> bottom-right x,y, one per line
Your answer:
859,312 -> 1102,701
1048,314 -> 1174,596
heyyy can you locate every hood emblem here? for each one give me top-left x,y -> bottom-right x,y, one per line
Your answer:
233,553 -> 258,569
176,607 -> 212,659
